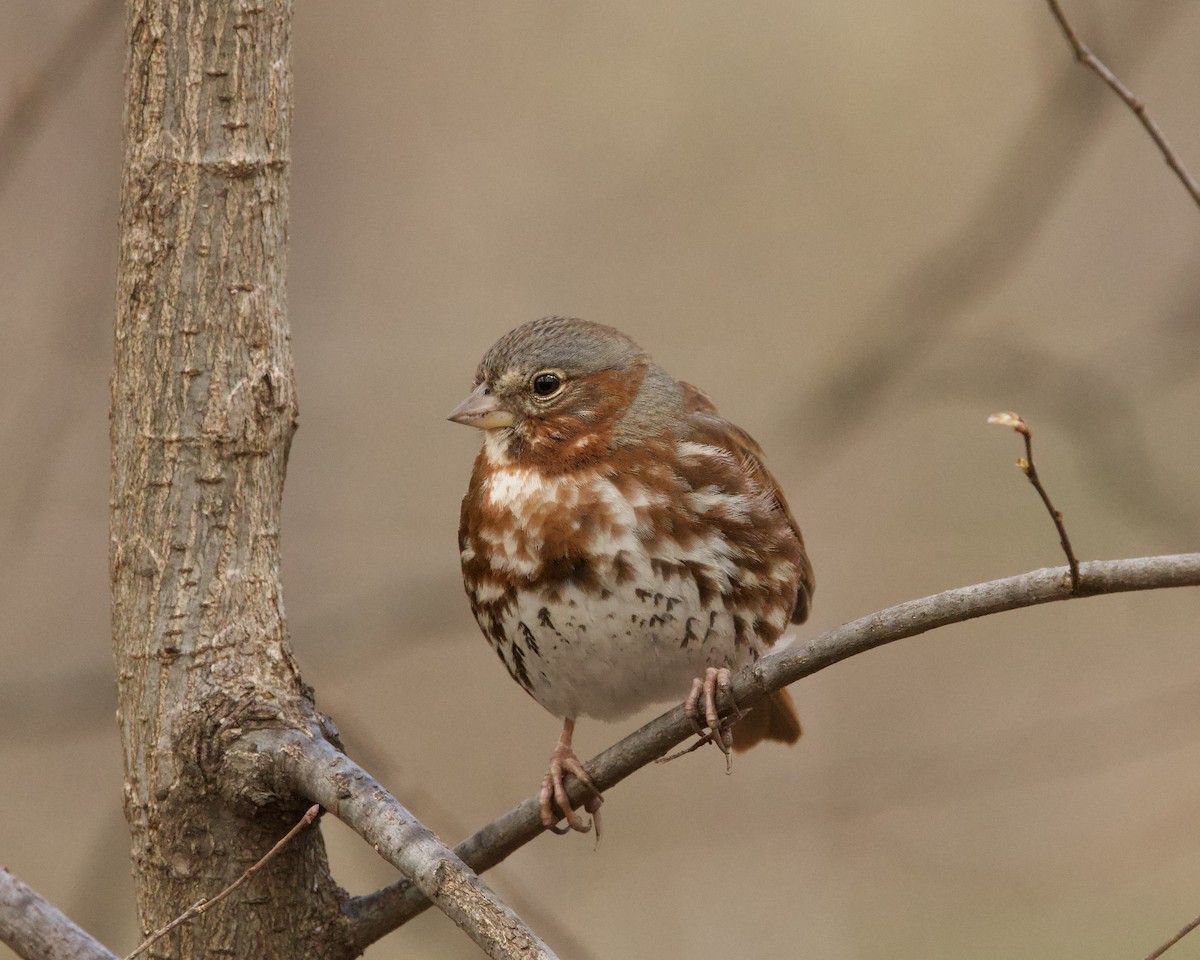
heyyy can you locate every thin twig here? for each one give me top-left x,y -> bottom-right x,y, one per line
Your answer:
655,731 -> 717,762
988,412 -> 1081,592
123,804 -> 320,960
1144,911 -> 1200,960
788,0 -> 1186,467
343,553 -> 1200,949
933,335 -> 1200,541
1044,0 -> 1200,210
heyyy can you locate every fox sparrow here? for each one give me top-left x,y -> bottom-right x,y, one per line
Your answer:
450,317 -> 814,835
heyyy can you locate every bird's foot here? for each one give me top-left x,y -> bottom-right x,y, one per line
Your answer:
658,666 -> 746,771
539,719 -> 604,838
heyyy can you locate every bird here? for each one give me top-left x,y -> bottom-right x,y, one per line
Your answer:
449,316 -> 814,836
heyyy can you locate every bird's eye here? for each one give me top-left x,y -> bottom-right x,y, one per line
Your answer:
531,371 -> 563,398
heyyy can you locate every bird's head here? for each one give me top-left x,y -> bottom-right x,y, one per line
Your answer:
449,317 -> 679,462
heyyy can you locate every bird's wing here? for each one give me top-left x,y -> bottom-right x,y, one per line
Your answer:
677,381 -> 815,624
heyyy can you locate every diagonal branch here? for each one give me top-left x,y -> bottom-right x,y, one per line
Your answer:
1044,0 -> 1200,210
788,0 -> 1187,464
265,730 -> 560,960
0,867 -> 118,960
1145,910 -> 1200,960
344,553 -> 1200,948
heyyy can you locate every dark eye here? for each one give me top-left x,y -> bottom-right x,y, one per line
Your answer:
532,371 -> 563,397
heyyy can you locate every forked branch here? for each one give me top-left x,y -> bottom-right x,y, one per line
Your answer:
344,553 -> 1200,947
3,555 -> 1197,959
267,730 -> 561,960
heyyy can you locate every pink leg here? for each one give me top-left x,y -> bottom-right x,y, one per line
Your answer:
538,718 -> 604,837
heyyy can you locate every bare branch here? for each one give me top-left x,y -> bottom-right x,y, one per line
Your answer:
1044,0 -> 1200,210
0,867 -> 117,960
1145,911 -> 1200,960
123,805 -> 320,960
345,553 -> 1200,947
5,556 -> 1196,956
269,731 -> 560,960
988,412 -> 1081,590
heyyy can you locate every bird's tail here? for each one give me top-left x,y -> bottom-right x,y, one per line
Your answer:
731,687 -> 802,752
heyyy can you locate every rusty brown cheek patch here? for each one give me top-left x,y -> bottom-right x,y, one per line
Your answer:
504,368 -> 646,473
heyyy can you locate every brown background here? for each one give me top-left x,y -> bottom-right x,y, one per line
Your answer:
3,1 -> 1199,957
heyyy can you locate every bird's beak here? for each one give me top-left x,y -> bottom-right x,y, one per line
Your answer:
448,383 -> 515,430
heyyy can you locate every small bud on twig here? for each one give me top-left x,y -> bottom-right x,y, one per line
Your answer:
987,412 -> 1027,432
988,412 -> 1082,593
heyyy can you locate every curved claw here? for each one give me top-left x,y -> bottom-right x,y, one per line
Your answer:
538,719 -> 605,838
679,666 -> 745,771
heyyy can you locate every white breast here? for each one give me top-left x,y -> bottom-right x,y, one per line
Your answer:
493,563 -> 754,722
475,474 -> 756,722
468,434 -> 792,722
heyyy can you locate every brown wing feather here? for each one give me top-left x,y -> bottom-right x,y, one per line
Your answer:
677,380 -> 812,752
677,381 -> 815,624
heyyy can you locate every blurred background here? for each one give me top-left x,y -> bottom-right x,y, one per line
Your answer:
2,1 -> 1199,957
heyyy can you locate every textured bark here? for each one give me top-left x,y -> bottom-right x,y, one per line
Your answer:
111,1 -> 355,955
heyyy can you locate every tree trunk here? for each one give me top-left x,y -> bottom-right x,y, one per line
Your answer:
110,1 -> 354,955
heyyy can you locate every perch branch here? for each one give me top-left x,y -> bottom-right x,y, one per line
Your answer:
268,730 -> 560,960
988,412 -> 1081,590
123,805 -> 321,960
0,867 -> 117,960
344,553 -> 1200,949
1043,0 -> 1200,210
